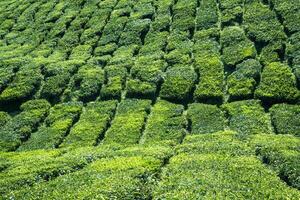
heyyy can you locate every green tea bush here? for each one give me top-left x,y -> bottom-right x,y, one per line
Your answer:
0,65 -> 16,92
0,111 -> 11,128
0,64 -> 42,104
40,60 -> 84,102
9,156 -> 163,199
196,0 -> 219,30
0,99 -> 51,151
227,59 -> 262,100
153,153 -> 300,199
61,101 -> 118,147
193,55 -> 224,104
178,131 -> 252,156
270,0 -> 300,33
64,65 -> 105,102
221,26 -> 256,66
172,0 -> 197,31
286,32 -> 300,66
94,43 -> 118,56
131,1 -> 154,19
140,100 -> 186,144
244,1 -> 286,43
119,19 -> 151,46
98,16 -> 128,45
222,100 -> 272,136
160,65 -> 197,103
269,104 -> 300,136
18,102 -> 82,151
103,99 -> 151,145
219,0 -> 243,25
254,62 -> 300,103
250,134 -> 300,189
187,103 -> 225,134
126,79 -> 157,99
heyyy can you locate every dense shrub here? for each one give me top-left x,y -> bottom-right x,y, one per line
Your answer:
103,99 -> 151,145
61,101 -> 118,147
0,64 -> 42,104
221,26 -> 256,66
0,99 -> 51,151
0,111 -> 11,128
227,59 -> 262,100
219,0 -> 243,24
187,103 -> 225,134
196,0 -> 219,30
254,62 -> 300,103
269,104 -> 300,136
63,65 -> 105,102
160,65 -> 197,103
140,100 -> 186,144
250,134 -> 300,189
153,153 -> 300,199
193,55 -> 224,104
18,102 -> 83,151
126,79 -> 157,99
222,100 -> 272,136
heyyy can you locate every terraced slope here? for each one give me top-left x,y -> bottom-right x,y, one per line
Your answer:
0,0 -> 299,199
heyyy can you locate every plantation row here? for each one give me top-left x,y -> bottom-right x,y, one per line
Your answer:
0,98 -> 299,152
0,0 -> 299,110
1,131 -> 299,199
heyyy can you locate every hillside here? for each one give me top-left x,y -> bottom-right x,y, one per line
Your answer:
0,0 -> 299,199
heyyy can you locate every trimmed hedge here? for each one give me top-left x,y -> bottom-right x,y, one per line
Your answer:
244,1 -> 286,43
9,155 -> 163,199
187,103 -> 225,134
222,100 -> 273,136
250,134 -> 300,189
254,62 -> 300,103
103,99 -> 151,145
178,131 -> 252,156
219,0 -> 243,24
221,26 -> 256,66
140,100 -> 186,144
61,100 -> 118,148
0,99 -> 51,151
63,65 -> 105,102
0,111 -> 11,128
196,0 -> 219,30
269,104 -> 300,136
172,0 -> 197,31
153,153 -> 300,199
193,55 -> 224,104
227,59 -> 262,100
126,79 -> 157,99
0,64 -> 42,104
18,102 -> 83,151
160,65 -> 197,103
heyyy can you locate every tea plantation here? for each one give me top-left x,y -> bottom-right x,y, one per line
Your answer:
0,0 -> 300,199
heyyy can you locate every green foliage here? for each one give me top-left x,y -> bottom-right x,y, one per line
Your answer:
250,134 -> 300,189
269,104 -> 300,136
61,101 -> 118,148
9,156 -> 162,199
196,0 -> 219,30
244,1 -> 286,43
221,26 -> 256,66
160,65 -> 197,102
0,111 -> 11,128
187,103 -> 225,134
286,32 -> 300,66
194,55 -> 224,104
254,62 -> 300,103
178,131 -> 252,156
103,99 -> 151,145
227,59 -> 262,100
141,100 -> 186,144
63,65 -> 105,102
154,154 -> 300,199
126,79 -> 157,99
0,99 -> 51,151
94,43 -> 118,56
0,65 -> 42,104
172,0 -> 197,31
18,102 -> 82,151
99,17 -> 128,45
222,100 -> 272,136
219,0 -> 243,24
